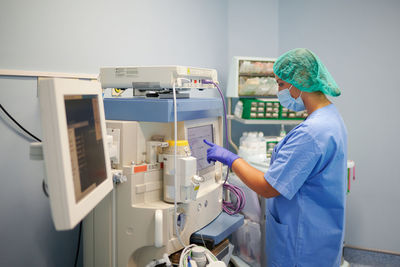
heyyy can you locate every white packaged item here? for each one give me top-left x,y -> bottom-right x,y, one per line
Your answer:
255,77 -> 278,96
238,132 -> 267,161
239,77 -> 260,95
232,219 -> 262,267
239,61 -> 252,73
247,154 -> 269,173
234,101 -> 243,118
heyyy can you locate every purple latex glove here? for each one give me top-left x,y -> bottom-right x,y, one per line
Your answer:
203,139 -> 240,168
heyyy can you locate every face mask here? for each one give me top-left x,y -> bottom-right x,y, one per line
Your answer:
277,85 -> 306,112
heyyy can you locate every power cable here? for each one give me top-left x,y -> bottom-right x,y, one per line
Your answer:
0,103 -> 41,142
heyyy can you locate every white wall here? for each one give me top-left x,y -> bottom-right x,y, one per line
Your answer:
278,0 -> 400,252
227,0 -> 279,59
0,0 -> 228,73
227,0 -> 282,145
0,1 -> 228,266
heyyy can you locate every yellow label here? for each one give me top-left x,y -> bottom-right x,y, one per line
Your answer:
194,185 -> 200,191
187,68 -> 191,75
167,140 -> 189,147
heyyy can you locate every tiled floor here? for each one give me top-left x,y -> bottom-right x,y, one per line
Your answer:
344,247 -> 400,267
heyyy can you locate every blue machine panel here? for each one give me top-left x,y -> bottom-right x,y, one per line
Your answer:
191,212 -> 244,247
103,98 -> 223,122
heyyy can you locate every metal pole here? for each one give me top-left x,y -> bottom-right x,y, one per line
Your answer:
227,98 -> 239,153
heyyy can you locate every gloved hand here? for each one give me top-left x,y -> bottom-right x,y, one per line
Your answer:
203,139 -> 240,168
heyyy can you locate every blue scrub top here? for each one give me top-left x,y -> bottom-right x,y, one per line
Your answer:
264,104 -> 347,267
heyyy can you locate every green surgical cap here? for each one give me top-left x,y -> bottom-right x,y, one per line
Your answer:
273,48 -> 341,97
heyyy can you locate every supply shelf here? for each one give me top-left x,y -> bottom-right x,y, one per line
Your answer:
227,56 -> 277,98
228,115 -> 302,125
233,95 -> 277,99
238,73 -> 275,77
226,55 -> 304,154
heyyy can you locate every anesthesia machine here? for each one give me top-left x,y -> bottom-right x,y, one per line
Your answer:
33,66 -> 243,267
85,66 -> 230,267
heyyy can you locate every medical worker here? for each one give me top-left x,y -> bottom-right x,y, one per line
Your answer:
204,48 -> 347,267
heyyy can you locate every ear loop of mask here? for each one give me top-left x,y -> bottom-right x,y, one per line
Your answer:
289,85 -> 302,100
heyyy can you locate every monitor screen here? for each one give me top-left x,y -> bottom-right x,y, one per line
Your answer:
64,95 -> 108,203
187,124 -> 214,172
39,78 -> 112,230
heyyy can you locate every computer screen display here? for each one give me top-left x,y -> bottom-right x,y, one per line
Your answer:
64,95 -> 108,203
187,124 -> 214,172
39,78 -> 112,230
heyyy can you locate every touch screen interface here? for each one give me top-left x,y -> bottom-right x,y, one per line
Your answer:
65,95 -> 107,203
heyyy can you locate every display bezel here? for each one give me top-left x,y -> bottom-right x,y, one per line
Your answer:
39,78 -> 112,230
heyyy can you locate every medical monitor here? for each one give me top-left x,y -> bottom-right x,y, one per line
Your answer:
186,122 -> 216,176
38,78 -> 112,230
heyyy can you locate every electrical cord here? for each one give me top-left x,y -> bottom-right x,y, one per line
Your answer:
0,103 -> 41,142
201,80 -> 246,215
42,180 -> 49,198
74,222 -> 82,267
0,103 -> 81,267
0,104 -> 49,197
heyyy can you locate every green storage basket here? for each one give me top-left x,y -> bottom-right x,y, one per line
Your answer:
239,98 -> 307,120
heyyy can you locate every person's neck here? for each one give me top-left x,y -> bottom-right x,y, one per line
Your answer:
303,92 -> 331,115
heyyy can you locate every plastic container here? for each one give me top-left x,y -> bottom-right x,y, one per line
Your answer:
265,137 -> 278,158
234,100 -> 244,118
238,131 -> 266,159
191,246 -> 207,267
163,140 -> 191,156
232,219 -> 262,267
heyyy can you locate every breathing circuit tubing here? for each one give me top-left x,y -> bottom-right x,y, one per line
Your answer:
171,79 -> 246,249
201,80 -> 246,215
